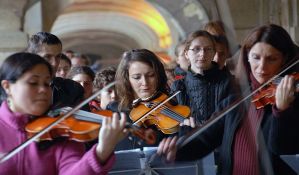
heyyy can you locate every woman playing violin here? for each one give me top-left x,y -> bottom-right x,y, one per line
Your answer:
157,24 -> 299,175
0,53 -> 127,175
114,49 -> 191,150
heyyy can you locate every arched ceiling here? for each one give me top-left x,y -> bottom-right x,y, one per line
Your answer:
51,11 -> 160,52
24,0 -> 210,64
48,0 -> 177,61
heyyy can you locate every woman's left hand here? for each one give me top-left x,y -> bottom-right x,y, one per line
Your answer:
96,112 -> 128,164
275,75 -> 296,111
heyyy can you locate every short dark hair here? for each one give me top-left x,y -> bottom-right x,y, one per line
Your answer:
0,52 -> 53,100
67,66 -> 95,81
27,32 -> 62,53
60,53 -> 72,67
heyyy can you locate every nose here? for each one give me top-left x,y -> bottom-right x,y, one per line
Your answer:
256,58 -> 267,72
39,85 -> 49,93
110,90 -> 116,100
140,76 -> 148,86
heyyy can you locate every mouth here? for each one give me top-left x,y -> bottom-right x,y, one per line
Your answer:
34,99 -> 49,103
256,73 -> 269,78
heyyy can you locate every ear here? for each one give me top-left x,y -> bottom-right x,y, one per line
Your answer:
185,51 -> 190,61
1,80 -> 11,96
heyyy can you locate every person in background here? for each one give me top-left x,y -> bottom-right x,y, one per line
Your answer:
56,53 -> 71,78
0,52 -> 127,175
64,49 -> 75,59
93,66 -> 117,111
71,53 -> 91,67
27,32 -> 84,109
213,35 -> 231,72
67,66 -> 96,110
173,41 -> 190,79
171,30 -> 235,125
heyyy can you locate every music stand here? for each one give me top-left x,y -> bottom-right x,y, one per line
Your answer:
109,147 -> 216,175
280,154 -> 299,173
143,147 -> 216,175
109,149 -> 143,175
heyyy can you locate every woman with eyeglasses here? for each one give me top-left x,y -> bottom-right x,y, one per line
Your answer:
171,30 -> 236,126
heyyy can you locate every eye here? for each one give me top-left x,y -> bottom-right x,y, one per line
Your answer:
205,47 -> 214,52
267,57 -> 279,63
131,75 -> 141,80
249,54 -> 259,60
28,82 -> 38,86
192,47 -> 201,52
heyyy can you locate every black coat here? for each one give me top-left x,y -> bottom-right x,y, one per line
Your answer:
171,63 -> 235,124
50,77 -> 84,109
175,94 -> 298,175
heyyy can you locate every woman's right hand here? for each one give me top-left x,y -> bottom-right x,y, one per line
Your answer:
96,112 -> 128,164
157,136 -> 178,162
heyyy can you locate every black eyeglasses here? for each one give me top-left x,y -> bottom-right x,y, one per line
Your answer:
188,47 -> 214,54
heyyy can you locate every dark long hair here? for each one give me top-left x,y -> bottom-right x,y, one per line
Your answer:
235,24 -> 298,87
0,52 -> 53,101
115,49 -> 169,110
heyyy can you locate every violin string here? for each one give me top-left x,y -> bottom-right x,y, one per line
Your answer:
158,105 -> 186,122
147,100 -> 186,122
132,91 -> 181,125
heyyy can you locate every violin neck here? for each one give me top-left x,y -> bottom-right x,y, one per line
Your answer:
273,74 -> 299,89
72,110 -> 104,123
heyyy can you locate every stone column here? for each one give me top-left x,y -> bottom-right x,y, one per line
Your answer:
0,0 -> 29,63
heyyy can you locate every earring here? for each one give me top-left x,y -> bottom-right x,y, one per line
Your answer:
7,97 -> 13,110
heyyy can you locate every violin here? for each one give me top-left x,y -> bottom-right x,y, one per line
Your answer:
25,108 -> 156,145
130,92 -> 191,134
252,72 -> 299,109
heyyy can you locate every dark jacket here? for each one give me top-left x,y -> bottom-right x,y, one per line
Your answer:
50,77 -> 84,109
176,95 -> 297,175
174,66 -> 187,79
171,62 -> 235,124
269,95 -> 299,154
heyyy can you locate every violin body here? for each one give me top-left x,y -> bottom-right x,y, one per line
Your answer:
130,93 -> 190,134
252,72 -> 299,109
26,109 -> 156,144
26,116 -> 101,142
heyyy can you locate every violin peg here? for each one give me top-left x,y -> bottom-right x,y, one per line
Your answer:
128,136 -> 133,141
137,140 -> 142,145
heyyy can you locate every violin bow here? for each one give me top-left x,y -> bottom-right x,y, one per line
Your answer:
177,58 -> 299,149
132,91 -> 181,125
0,82 -> 116,164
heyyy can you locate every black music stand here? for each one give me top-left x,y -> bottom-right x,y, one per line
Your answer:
109,147 -> 216,175
280,154 -> 299,173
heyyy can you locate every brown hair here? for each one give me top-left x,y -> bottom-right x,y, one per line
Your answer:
115,49 -> 169,109
184,30 -> 216,53
203,20 -> 226,36
235,24 -> 298,86
93,66 -> 116,89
